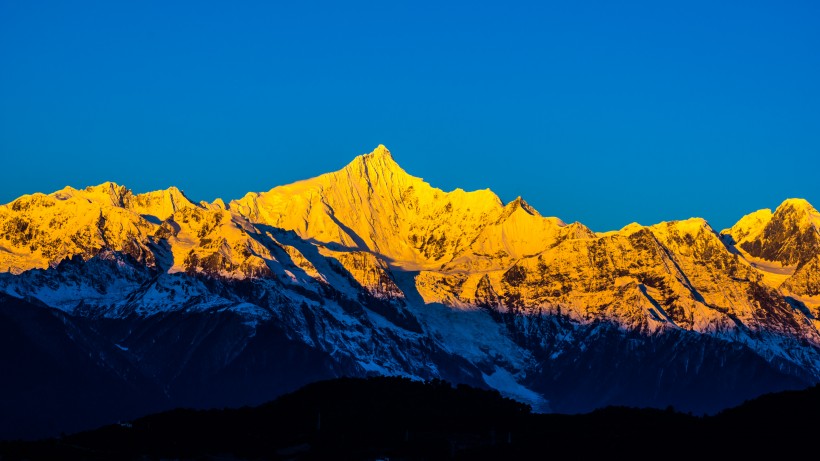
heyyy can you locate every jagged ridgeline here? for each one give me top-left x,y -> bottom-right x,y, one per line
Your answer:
1,145 -> 819,439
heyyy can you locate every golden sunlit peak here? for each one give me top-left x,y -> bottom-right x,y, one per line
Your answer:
79,181 -> 130,206
349,145 -> 396,170
369,144 -> 392,158
620,222 -> 644,233
777,197 -> 816,212
86,181 -> 125,191
345,144 -> 403,176
505,196 -> 540,216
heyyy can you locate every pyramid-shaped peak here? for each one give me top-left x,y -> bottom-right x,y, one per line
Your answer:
345,145 -> 407,177
360,144 -> 395,164
372,144 -> 391,156
504,196 -> 541,217
356,144 -> 393,161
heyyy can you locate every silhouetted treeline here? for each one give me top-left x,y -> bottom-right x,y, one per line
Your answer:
2,377 -> 817,460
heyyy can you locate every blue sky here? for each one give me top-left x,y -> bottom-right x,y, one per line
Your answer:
1,1 -> 818,231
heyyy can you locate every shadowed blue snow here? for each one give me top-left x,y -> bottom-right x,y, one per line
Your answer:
1,1 -> 818,231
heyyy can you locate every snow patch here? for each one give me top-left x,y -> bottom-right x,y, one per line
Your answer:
482,366 -> 550,413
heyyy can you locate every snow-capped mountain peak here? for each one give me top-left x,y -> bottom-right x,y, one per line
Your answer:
1,145 -> 819,433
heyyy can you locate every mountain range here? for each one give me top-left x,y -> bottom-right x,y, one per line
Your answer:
1,145 -> 819,439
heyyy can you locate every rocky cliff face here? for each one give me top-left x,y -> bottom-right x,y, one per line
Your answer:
730,198 -> 820,267
1,145 -> 818,438
720,197 -> 820,318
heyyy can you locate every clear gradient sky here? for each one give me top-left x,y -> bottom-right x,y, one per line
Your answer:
1,1 -> 818,231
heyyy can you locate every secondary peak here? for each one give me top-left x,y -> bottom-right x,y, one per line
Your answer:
777,198 -> 816,213
507,196 -> 539,216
